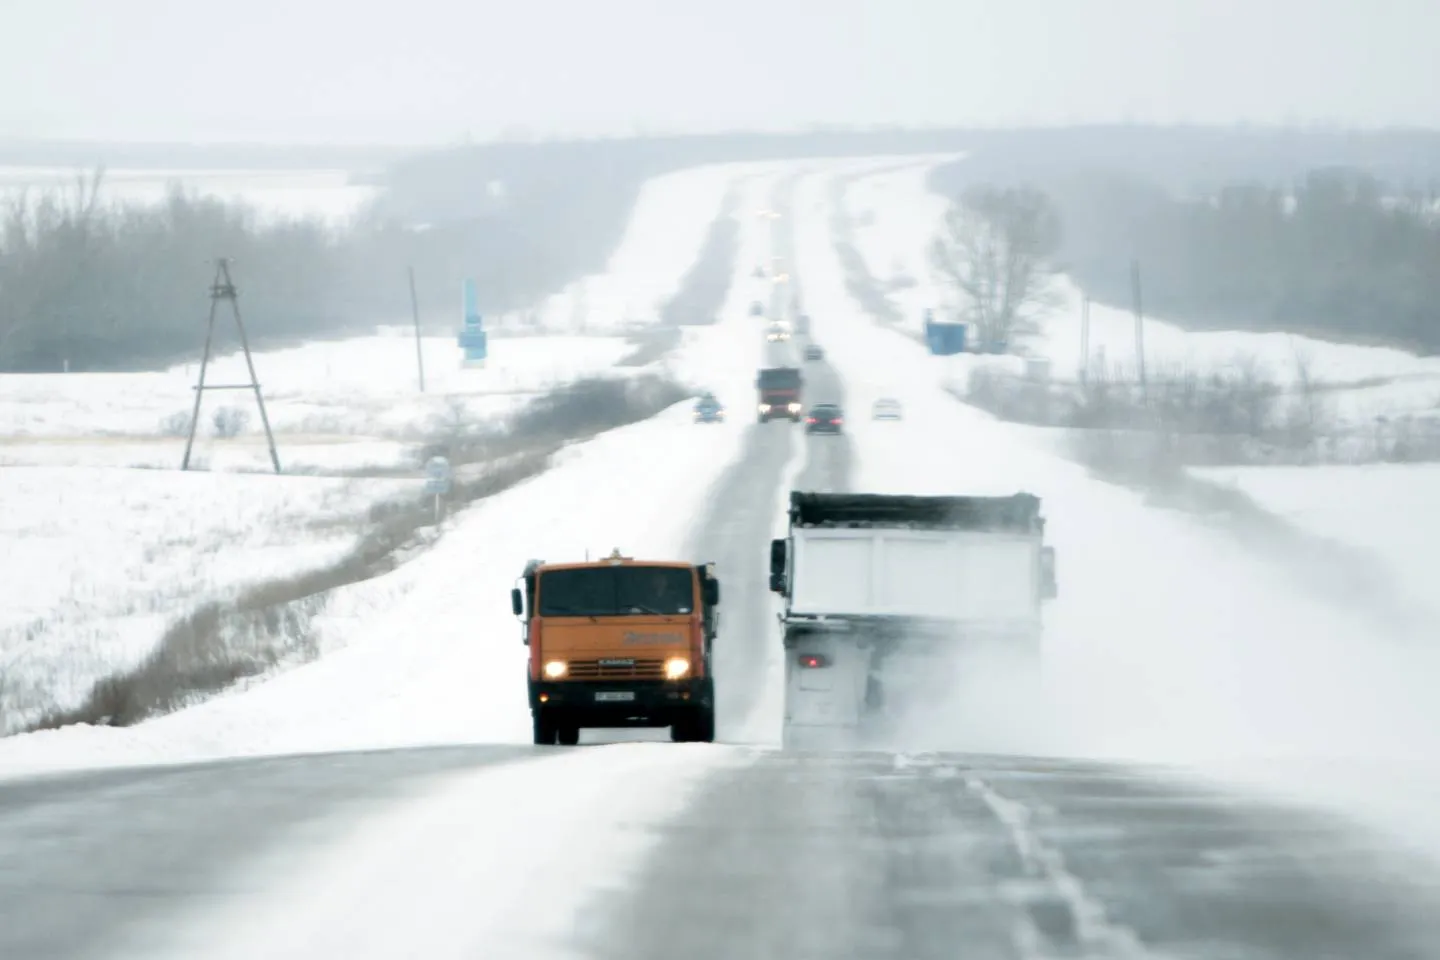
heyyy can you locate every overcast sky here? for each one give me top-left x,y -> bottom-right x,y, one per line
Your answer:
2,0 -> 1437,144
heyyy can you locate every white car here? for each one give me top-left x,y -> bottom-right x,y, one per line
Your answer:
872,398 -> 902,420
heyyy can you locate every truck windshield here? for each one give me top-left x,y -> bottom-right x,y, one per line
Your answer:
538,566 -> 695,617
758,369 -> 800,388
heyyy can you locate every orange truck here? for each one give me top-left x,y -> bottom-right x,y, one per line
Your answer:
511,549 -> 719,745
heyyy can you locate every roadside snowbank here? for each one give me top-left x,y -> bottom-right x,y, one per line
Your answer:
1192,462 -> 1440,622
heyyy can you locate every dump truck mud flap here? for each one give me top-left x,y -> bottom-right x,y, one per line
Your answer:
780,631 -> 872,748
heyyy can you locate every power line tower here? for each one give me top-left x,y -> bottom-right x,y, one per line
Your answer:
180,259 -> 281,473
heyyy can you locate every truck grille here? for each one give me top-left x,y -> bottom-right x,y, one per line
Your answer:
566,658 -> 666,679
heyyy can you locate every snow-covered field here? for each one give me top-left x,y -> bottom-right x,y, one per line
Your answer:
841,161 -> 1440,426
0,469 -> 423,735
1190,463 -> 1440,623
0,333 -> 635,470
0,165 -> 376,225
0,169 -> 787,772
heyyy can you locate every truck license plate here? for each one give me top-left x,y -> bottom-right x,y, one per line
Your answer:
594,691 -> 635,702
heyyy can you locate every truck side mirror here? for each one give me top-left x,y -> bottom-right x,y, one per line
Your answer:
703,578 -> 720,606
510,587 -> 523,617
769,538 -> 787,594
1040,547 -> 1057,599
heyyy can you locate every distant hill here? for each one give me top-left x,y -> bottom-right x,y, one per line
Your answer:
0,138 -> 409,172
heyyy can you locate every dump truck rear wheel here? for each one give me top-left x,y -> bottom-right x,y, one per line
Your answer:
556,724 -> 581,746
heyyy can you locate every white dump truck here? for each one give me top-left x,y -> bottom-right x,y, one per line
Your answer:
768,491 -> 1057,748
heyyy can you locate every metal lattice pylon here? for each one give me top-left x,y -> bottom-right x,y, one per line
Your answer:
180,259 -> 281,473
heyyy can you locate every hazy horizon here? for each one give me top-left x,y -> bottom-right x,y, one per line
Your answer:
3,0 -> 1438,145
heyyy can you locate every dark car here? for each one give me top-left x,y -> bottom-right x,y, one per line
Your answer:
804,403 -> 844,434
803,344 -> 823,361
749,300 -> 764,317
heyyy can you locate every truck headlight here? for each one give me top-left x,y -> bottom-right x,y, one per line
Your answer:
664,657 -> 691,679
787,402 -> 801,412
758,403 -> 771,412
543,660 -> 567,679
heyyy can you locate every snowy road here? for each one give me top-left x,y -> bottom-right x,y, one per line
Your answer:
8,745 -> 1440,959
0,745 -> 538,958
582,751 -> 1440,960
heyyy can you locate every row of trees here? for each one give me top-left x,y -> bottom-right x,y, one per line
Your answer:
930,165 -> 1440,355
0,170 -> 643,372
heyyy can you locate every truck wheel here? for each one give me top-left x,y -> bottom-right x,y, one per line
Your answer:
671,706 -> 715,743
692,705 -> 716,743
557,724 -> 581,746
532,711 -> 557,745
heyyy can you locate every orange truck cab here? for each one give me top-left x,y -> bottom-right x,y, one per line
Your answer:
511,549 -> 719,745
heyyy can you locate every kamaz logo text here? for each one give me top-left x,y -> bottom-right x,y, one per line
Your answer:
622,631 -> 682,645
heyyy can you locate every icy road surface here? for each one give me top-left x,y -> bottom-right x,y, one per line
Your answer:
5,748 -> 1440,959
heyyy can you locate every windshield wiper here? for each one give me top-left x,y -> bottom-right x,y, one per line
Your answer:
543,606 -> 604,619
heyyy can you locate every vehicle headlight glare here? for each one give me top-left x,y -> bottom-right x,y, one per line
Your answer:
664,657 -> 691,679
543,660 -> 567,678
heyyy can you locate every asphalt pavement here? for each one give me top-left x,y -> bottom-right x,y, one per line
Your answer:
582,750 -> 1440,960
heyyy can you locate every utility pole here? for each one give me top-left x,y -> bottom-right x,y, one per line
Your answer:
1130,258 -> 1147,402
1079,292 -> 1091,385
181,259 -> 281,474
408,266 -> 426,393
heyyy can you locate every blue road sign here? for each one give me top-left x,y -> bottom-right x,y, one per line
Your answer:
458,278 -> 487,366
424,456 -> 452,495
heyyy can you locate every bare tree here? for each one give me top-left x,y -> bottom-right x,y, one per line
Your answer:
929,185 -> 1063,349
1283,339 -> 1328,458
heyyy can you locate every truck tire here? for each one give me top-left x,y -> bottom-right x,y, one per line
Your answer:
692,705 -> 716,743
557,723 -> 581,746
532,711 -> 557,745
671,706 -> 715,743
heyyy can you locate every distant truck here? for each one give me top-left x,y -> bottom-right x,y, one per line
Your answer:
768,491 -> 1056,747
513,550 -> 720,745
756,366 -> 803,422
923,309 -> 967,355
766,320 -> 791,342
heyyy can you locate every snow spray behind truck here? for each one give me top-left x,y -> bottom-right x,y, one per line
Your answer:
768,491 -> 1057,748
